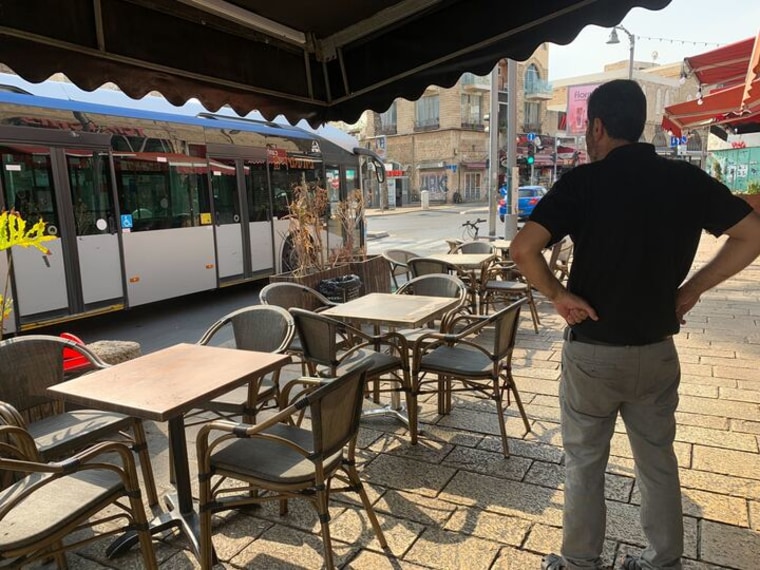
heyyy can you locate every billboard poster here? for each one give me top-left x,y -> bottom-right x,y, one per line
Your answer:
567,84 -> 600,135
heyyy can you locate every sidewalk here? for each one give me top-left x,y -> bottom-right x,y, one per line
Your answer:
64,233 -> 760,569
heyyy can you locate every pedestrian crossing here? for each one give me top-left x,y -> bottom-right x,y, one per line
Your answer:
367,236 -> 450,256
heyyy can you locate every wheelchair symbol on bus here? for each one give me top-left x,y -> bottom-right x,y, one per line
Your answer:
121,214 -> 133,229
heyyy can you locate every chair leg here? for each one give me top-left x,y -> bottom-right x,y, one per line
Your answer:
492,378 -> 510,458
526,292 -> 540,334
315,484 -> 335,570
506,371 -> 531,435
345,464 -> 388,549
131,418 -> 159,507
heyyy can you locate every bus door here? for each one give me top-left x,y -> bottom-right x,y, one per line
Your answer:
0,144 -> 124,327
209,157 -> 247,283
244,160 -> 274,275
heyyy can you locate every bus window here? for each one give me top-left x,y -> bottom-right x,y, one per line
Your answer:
0,146 -> 59,234
67,152 -> 113,235
210,158 -> 239,224
245,162 -> 269,222
114,154 -> 211,231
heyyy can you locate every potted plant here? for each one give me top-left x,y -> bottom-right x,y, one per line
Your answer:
1,210 -> 55,338
270,186 -> 389,295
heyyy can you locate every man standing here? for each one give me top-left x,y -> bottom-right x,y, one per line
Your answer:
510,79 -> 760,570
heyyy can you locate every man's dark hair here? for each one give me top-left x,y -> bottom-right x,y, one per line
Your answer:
587,79 -> 646,142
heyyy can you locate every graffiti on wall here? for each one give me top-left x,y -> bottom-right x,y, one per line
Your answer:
419,172 -> 448,197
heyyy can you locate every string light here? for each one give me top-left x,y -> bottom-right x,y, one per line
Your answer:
633,35 -> 722,48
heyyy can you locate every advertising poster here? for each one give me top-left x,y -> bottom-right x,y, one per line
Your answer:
567,84 -> 600,135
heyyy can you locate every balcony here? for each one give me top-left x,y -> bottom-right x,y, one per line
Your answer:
378,124 -> 397,135
461,72 -> 490,91
524,78 -> 553,100
414,119 -> 440,132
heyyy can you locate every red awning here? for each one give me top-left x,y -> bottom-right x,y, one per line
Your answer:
664,32 -> 760,136
686,36 -> 756,88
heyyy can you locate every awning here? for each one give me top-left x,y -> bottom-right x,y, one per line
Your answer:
664,31 -> 760,137
0,0 -> 672,127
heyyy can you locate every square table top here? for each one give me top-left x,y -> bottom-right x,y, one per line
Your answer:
427,252 -> 495,269
48,343 -> 291,422
321,292 -> 460,328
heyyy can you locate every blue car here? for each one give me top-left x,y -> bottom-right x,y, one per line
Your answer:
499,185 -> 547,221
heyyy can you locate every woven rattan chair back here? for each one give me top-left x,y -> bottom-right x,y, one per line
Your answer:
259,282 -> 335,312
381,248 -> 418,289
0,335 -> 105,419
396,273 -> 467,302
307,360 -> 368,460
454,241 -> 494,254
490,299 -> 524,361
198,305 -> 294,353
289,308 -> 342,372
408,257 -> 454,278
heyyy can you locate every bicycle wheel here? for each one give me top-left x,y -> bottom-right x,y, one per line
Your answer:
462,224 -> 476,240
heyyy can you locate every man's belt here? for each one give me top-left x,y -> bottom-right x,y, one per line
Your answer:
563,328 -> 671,347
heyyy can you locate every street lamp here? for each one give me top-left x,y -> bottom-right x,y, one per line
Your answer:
606,25 -> 635,80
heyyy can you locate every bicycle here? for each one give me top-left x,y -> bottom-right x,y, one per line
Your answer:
461,218 -> 486,240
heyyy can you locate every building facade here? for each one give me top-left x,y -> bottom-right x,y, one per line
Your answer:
355,44 -> 552,206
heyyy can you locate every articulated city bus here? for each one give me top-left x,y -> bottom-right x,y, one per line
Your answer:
0,76 -> 381,334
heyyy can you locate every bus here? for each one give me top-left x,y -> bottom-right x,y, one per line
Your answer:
0,75 -> 382,334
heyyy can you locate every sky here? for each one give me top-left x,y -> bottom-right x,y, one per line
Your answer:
548,0 -> 760,81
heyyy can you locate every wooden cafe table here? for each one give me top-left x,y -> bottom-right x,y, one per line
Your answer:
48,342 -> 290,560
321,293 -> 460,422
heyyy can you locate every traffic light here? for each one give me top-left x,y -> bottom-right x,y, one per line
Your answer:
526,145 -> 535,166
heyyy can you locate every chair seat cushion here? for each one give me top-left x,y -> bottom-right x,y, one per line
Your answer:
0,470 -> 123,550
210,423 -> 342,484
420,345 -> 493,377
28,410 -> 133,460
338,348 -> 403,378
485,280 -> 527,292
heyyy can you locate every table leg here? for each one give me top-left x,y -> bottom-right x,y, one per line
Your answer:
106,416 -> 210,562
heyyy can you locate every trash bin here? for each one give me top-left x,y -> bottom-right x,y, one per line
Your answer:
420,190 -> 430,210
318,274 -> 362,303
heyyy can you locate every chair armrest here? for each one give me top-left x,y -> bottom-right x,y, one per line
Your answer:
279,376 -> 330,413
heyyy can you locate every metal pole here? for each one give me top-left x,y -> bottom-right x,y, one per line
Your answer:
503,59 -> 519,239
552,136 -> 558,184
487,65 -> 499,237
628,32 -> 635,80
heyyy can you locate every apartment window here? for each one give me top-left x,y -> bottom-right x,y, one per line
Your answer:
461,94 -> 483,127
379,102 -> 397,134
524,101 -> 540,130
463,173 -> 481,201
415,95 -> 439,129
524,64 -> 540,93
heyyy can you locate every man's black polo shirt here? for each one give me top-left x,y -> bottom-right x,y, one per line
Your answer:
530,143 -> 752,345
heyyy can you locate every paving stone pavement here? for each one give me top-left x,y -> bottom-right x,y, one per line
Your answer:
51,233 -> 760,570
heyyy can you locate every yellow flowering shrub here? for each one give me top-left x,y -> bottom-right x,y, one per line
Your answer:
1,210 -> 55,334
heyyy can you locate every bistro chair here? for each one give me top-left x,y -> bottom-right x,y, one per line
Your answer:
478,262 -> 541,333
196,362 -> 387,570
193,305 -> 295,424
454,240 -> 494,254
407,257 -> 456,278
394,274 -> 470,340
260,282 -> 340,373
0,334 -> 159,507
289,307 -> 414,441
548,236 -> 574,283
0,423 -> 158,568
381,248 -> 418,290
411,299 -> 530,457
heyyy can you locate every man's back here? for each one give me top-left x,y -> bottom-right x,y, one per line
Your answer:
530,143 -> 750,344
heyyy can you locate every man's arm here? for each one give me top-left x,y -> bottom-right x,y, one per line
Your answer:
510,221 -> 597,325
676,210 -> 760,323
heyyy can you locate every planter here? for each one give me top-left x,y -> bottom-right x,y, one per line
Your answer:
269,254 -> 390,300
740,194 -> 760,214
